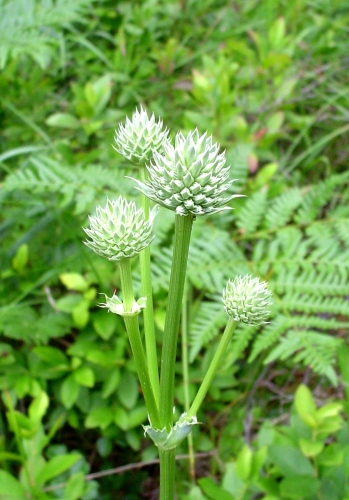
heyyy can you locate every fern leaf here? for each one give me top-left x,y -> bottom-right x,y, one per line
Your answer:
236,190 -> 268,234
264,188 -> 303,229
0,0 -> 93,68
189,299 -> 227,362
264,330 -> 339,385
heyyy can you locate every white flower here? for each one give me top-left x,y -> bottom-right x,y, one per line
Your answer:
114,106 -> 170,165
132,129 -> 243,216
222,275 -> 273,325
83,196 -> 157,261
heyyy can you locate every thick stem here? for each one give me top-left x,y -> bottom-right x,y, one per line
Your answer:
181,282 -> 195,482
159,214 -> 194,430
187,317 -> 237,419
118,259 -> 161,428
159,448 -> 176,500
139,168 -> 160,404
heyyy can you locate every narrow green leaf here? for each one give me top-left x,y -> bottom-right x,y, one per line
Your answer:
39,453 -> 81,485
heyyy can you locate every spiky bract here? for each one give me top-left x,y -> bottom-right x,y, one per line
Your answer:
222,275 -> 272,325
83,196 -> 157,261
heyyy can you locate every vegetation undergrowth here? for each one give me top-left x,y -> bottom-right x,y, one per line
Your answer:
0,0 -> 349,498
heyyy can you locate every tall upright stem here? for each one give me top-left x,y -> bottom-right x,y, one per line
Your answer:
181,282 -> 195,482
187,317 -> 237,419
139,168 -> 160,404
118,258 -> 160,429
159,449 -> 176,500
159,214 -> 194,431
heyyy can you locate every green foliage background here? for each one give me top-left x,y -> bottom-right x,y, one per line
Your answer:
1,0 -> 349,498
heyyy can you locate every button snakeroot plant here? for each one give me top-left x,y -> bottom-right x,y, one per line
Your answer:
84,107 -> 273,500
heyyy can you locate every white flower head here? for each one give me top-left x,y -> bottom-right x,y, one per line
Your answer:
114,106 -> 170,165
83,196 -> 157,261
132,129 -> 243,216
222,275 -> 273,325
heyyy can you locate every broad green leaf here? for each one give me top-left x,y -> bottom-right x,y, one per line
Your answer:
127,405 -> 148,429
236,444 -> 253,481
61,375 -> 80,409
316,402 -> 343,420
63,472 -> 85,500
38,453 -> 81,485
125,429 -> 141,451
6,410 -> 35,438
114,407 -> 128,431
198,477 -> 234,500
102,369 -> 120,399
60,273 -> 89,292
73,365 -> 95,388
299,439 -> 324,457
93,311 -> 117,340
0,469 -> 26,498
32,347 -> 69,369
12,243 -> 28,272
117,371 -> 138,410
221,462 -> 245,497
46,113 -> 81,129
317,444 -> 343,466
268,17 -> 286,50
85,407 -> 113,429
72,300 -> 90,329
294,385 -> 318,428
29,391 -> 49,422
280,475 -> 319,499
268,445 -> 314,476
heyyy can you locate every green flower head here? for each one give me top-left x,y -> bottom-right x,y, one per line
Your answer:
132,129 -> 243,216
114,106 -> 170,165
222,275 -> 273,325
83,196 -> 157,261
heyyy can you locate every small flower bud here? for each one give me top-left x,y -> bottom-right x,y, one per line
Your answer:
99,293 -> 147,317
222,275 -> 272,325
143,413 -> 198,450
83,196 -> 157,261
132,129 -> 243,216
114,106 -> 170,165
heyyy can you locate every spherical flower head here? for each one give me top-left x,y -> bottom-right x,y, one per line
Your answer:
132,129 -> 243,216
114,106 -> 170,165
222,275 -> 273,325
83,196 -> 157,261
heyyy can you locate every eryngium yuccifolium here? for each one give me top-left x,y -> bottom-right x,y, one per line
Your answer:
113,106 -> 170,165
83,197 -> 157,261
222,275 -> 273,325
132,129 -> 242,216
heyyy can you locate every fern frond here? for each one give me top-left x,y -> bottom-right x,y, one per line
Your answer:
264,188 -> 303,229
2,156 -> 132,214
294,173 -> 348,225
264,330 -> 339,385
0,0 -> 93,68
227,323 -> 259,364
189,299 -> 227,362
187,221 -> 249,293
236,190 -> 268,234
248,316 -> 289,362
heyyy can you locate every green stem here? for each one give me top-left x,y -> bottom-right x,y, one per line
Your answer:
118,259 -> 161,429
187,317 -> 237,419
181,282 -> 195,482
159,448 -> 176,500
159,214 -> 194,430
139,168 -> 160,404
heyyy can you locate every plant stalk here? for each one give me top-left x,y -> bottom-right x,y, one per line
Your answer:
139,167 -> 160,404
181,281 -> 195,482
159,214 -> 194,430
187,317 -> 237,419
118,258 -> 161,428
159,448 -> 176,500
